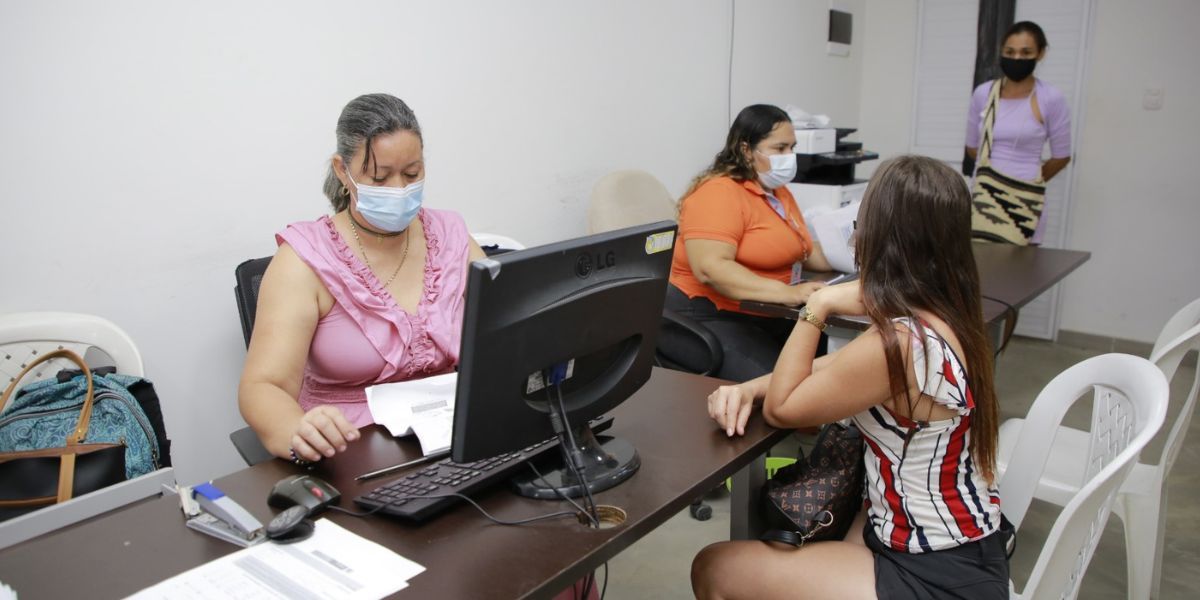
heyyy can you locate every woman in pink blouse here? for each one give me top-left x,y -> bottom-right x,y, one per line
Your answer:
239,94 -> 485,464
965,21 -> 1073,245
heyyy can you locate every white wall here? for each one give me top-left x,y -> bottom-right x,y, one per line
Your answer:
731,0 -> 865,128
856,0 -> 919,179
1058,0 -> 1200,340
0,0 -> 730,482
0,1 -> 867,482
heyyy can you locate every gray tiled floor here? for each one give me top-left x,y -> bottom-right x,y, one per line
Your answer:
606,337 -> 1199,598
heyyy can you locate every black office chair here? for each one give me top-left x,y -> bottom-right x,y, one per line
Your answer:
234,256 -> 273,347
230,255 -> 275,466
656,309 -> 723,377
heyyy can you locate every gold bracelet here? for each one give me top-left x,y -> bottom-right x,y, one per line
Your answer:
798,306 -> 827,331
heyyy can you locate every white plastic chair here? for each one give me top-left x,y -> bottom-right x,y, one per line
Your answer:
471,233 -> 526,251
0,312 -> 144,391
999,353 -> 1169,600
997,298 -> 1200,599
0,311 -> 171,550
587,169 -> 677,234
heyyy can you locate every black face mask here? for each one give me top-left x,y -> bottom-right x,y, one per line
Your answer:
999,57 -> 1037,82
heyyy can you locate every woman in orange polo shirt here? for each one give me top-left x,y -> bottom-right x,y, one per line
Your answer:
666,104 -> 832,380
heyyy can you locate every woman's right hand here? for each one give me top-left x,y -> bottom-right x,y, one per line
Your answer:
289,405 -> 361,462
708,383 -> 757,437
786,281 -> 828,306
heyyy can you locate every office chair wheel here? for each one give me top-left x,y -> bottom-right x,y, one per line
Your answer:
689,500 -> 712,521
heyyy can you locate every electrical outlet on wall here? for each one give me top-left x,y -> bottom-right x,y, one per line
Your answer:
1142,87 -> 1164,111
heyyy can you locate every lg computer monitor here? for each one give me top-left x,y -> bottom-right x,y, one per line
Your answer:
451,221 -> 677,499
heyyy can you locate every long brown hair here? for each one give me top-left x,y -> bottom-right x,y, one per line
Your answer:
681,104 -> 791,199
856,155 -> 1000,481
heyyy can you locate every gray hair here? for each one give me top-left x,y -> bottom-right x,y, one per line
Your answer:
322,94 -> 423,212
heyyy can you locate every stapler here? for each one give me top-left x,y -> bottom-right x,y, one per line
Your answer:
180,482 -> 266,547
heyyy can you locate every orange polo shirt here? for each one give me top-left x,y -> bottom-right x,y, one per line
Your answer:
669,176 -> 813,313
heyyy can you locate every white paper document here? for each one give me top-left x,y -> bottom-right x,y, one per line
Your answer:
366,372 -> 457,456
129,519 -> 424,600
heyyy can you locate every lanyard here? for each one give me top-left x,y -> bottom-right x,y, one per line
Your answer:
763,194 -> 804,235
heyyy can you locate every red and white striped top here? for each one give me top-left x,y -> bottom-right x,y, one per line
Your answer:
852,317 -> 1001,553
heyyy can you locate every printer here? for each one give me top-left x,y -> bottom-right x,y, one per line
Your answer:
794,128 -> 837,155
787,127 -> 878,215
786,128 -> 878,273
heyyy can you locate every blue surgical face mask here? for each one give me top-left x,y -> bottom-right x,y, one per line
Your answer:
756,151 -> 797,190
345,171 -> 424,233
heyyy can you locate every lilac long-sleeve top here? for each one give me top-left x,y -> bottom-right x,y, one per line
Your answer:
966,78 -> 1072,183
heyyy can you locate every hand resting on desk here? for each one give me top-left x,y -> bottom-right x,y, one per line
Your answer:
706,280 -> 862,437
706,356 -> 838,438
291,405 -> 361,462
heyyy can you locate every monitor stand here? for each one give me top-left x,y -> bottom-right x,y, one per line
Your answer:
511,395 -> 640,500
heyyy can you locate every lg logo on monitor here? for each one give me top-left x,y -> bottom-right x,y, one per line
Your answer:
575,251 -> 616,278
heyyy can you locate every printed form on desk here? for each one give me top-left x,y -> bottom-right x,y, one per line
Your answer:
129,520 -> 424,599
366,372 -> 456,456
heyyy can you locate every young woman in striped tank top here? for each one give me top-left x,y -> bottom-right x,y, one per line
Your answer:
693,156 -> 1010,599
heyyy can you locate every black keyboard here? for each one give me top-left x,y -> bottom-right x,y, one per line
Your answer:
354,415 -> 614,522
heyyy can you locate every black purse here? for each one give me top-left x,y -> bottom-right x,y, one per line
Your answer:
760,422 -> 865,547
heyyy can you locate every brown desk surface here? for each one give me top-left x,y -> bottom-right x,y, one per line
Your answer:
741,243 -> 1090,329
0,368 -> 787,600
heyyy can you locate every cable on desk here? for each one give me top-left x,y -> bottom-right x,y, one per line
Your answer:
541,379 -> 602,529
528,457 -> 607,600
526,461 -> 596,527
327,493 -> 578,526
982,294 -> 1020,355
552,384 -> 606,600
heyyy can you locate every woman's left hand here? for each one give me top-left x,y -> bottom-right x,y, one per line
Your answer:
708,383 -> 756,437
808,280 -> 866,319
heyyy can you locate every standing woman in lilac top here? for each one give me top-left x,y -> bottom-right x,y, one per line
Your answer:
239,94 -> 485,464
965,21 -> 1073,245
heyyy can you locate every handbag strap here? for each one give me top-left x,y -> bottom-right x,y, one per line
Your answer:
0,348 -> 95,445
977,79 -> 1003,168
760,510 -> 836,548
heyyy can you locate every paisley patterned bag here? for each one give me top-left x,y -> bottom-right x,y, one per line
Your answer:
0,349 -> 162,521
760,422 -> 865,547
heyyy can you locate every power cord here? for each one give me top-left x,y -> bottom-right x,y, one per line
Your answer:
527,461 -> 597,527
555,385 -> 600,522
550,383 -> 603,600
528,454 -> 609,600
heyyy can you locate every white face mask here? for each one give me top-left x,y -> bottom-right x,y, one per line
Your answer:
756,151 -> 797,190
344,172 -> 424,233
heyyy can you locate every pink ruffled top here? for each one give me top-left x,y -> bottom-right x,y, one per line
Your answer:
275,208 -> 471,426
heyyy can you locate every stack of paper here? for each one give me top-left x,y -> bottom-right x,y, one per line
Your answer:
130,520 -> 425,599
365,372 -> 457,456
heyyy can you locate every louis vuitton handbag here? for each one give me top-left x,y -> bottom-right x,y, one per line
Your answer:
970,79 -> 1046,245
760,421 -> 865,547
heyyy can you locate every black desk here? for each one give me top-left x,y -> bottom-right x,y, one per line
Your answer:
741,244 -> 1090,348
0,368 -> 785,600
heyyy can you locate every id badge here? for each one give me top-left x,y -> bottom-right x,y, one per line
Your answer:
790,261 -> 804,285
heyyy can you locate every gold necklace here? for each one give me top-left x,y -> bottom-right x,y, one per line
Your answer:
348,216 -> 410,288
